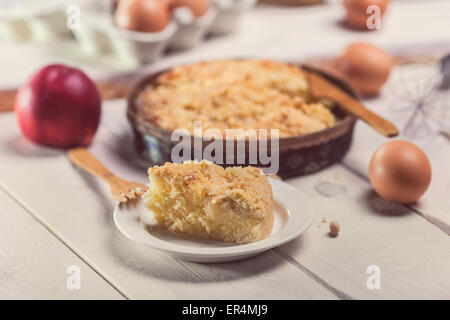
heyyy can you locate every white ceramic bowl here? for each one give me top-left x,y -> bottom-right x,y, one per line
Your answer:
170,7 -> 217,50
72,0 -> 177,66
210,0 -> 257,35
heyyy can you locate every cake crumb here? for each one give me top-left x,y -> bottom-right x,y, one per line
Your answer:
329,221 -> 340,237
321,217 -> 327,223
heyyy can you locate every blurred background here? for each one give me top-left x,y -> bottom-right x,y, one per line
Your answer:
0,0 -> 448,83
1,0 -> 450,143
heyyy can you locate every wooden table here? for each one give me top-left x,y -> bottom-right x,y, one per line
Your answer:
1,1 -> 449,300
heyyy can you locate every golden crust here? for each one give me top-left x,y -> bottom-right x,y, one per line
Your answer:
137,60 -> 336,138
145,160 -> 274,244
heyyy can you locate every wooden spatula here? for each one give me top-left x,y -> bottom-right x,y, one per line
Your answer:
308,72 -> 399,137
68,147 -> 148,202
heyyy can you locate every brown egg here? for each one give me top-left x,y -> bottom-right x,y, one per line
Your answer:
114,0 -> 170,32
343,0 -> 389,30
170,0 -> 210,18
369,140 -> 432,204
335,42 -> 393,96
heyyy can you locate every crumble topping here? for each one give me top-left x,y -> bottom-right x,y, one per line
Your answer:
137,60 -> 336,138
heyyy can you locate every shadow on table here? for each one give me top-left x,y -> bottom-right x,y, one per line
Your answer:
6,135 -> 62,158
364,190 -> 411,217
90,129 -> 149,184
334,18 -> 373,33
108,227 -> 290,284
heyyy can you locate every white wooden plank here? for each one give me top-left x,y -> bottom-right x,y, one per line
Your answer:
0,111 -> 336,300
283,165 -> 450,299
85,100 -> 450,299
2,74 -> 448,299
0,188 -> 123,300
1,95 -> 449,299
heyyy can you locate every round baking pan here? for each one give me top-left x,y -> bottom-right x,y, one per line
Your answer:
127,62 -> 359,179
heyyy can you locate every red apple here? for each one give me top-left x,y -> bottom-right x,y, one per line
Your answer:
15,64 -> 101,148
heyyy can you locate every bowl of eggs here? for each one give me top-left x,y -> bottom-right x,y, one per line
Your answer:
72,0 -> 177,65
72,0 -> 256,65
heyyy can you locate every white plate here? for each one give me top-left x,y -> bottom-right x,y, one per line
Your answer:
114,179 -> 314,263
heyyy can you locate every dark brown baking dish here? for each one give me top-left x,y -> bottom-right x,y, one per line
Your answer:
127,62 -> 359,179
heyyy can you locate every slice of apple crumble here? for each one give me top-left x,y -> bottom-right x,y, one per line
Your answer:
144,160 -> 274,244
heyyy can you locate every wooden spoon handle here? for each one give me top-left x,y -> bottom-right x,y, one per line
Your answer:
328,88 -> 398,137
68,148 -> 115,182
0,89 -> 17,113
309,72 -> 399,137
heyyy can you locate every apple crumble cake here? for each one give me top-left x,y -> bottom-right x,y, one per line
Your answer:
136,60 -> 336,138
144,160 -> 274,244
